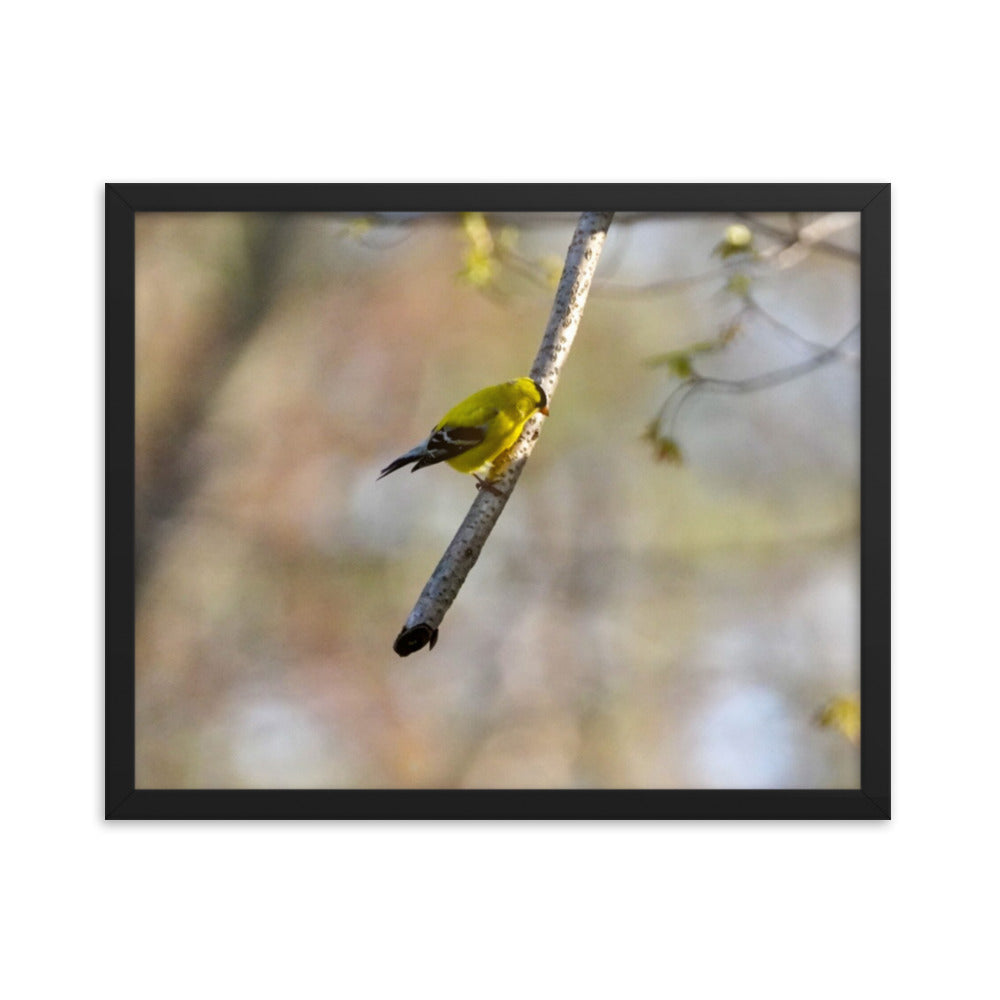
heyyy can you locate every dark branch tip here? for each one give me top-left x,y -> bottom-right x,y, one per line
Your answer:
393,623 -> 439,657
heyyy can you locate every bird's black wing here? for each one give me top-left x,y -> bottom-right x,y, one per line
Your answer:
412,423 -> 487,470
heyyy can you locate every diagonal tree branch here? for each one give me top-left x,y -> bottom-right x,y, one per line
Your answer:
393,210 -> 615,656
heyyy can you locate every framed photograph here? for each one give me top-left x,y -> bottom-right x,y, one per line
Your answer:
106,184 -> 889,819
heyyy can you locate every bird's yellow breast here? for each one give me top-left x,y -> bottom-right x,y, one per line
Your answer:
437,377 -> 545,475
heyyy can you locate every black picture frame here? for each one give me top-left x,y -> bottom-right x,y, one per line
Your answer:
107,183 -> 890,820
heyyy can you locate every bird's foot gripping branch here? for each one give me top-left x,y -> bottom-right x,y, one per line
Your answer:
384,211 -> 615,655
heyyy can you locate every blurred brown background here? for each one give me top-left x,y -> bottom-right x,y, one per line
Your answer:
135,211 -> 860,789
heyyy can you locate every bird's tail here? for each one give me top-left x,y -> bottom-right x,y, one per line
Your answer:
377,445 -> 425,480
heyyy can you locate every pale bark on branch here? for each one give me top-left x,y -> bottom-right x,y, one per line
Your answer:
393,210 -> 615,656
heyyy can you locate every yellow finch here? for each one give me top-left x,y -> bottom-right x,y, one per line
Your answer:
378,377 -> 548,485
